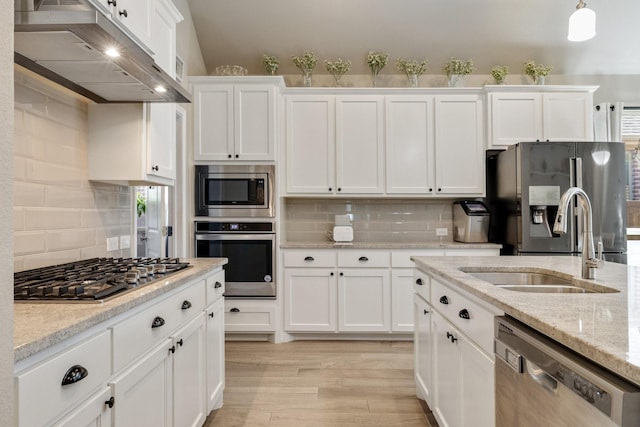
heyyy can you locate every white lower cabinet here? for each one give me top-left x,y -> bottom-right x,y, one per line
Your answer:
56,387 -> 113,427
338,269 -> 390,332
284,267 -> 337,332
205,298 -> 225,412
414,294 -> 433,405
392,269 -> 415,332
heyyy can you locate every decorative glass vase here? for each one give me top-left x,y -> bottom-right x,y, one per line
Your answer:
302,70 -> 312,87
535,75 -> 545,85
330,73 -> 345,87
407,74 -> 419,88
447,74 -> 464,87
371,68 -> 380,87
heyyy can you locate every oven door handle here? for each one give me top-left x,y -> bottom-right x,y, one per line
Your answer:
195,233 -> 275,241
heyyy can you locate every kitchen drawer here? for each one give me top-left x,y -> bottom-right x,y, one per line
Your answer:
337,250 -> 390,268
392,249 -> 446,268
225,300 -> 276,332
205,268 -> 225,305
112,280 -> 205,372
15,330 -> 111,427
413,270 -> 430,302
431,277 -> 498,355
284,250 -> 337,268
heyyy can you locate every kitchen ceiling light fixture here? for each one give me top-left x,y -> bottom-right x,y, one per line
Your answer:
568,0 -> 596,42
104,47 -> 120,58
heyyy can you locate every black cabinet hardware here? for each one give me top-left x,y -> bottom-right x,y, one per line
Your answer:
230,308 -> 240,313
458,309 -> 470,319
214,281 -> 222,288
209,312 -> 215,318
181,300 -> 192,310
151,165 -> 159,171
107,0 -> 116,5
118,9 -> 127,17
423,309 -> 429,315
328,188 -> 332,192
61,365 -> 88,386
330,272 -> 334,276
446,332 -> 458,343
105,397 -> 115,408
235,154 -> 239,158
304,256 -> 314,261
439,296 -> 449,305
429,188 -> 433,192
151,316 -> 165,328
169,345 -> 176,354
339,272 -> 344,276
228,154 -> 232,158
177,339 -> 183,347
416,278 -> 423,286
358,256 -> 368,262
337,188 -> 342,192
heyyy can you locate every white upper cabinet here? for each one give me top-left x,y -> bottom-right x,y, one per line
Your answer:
285,93 -> 384,195
192,77 -> 281,162
434,94 -> 484,196
113,0 -> 154,50
487,86 -> 596,148
385,95 -> 434,194
149,0 -> 182,76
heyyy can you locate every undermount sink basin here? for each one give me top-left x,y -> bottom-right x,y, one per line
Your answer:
462,270 -> 619,294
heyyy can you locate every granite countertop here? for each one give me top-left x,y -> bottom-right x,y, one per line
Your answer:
14,258 -> 227,363
281,241 -> 502,250
411,255 -> 640,386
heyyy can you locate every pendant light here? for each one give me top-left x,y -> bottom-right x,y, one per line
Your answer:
568,0 -> 596,42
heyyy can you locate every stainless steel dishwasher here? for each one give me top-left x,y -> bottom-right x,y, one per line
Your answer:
495,316 -> 640,427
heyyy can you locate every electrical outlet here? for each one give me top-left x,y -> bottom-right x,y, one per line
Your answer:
120,235 -> 131,249
106,237 -> 119,251
435,228 -> 448,237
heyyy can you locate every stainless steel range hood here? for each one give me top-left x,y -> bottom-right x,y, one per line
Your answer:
14,0 -> 192,103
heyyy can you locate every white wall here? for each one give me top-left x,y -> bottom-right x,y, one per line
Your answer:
0,0 -> 13,422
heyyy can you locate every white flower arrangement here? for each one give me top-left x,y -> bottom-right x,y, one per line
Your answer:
325,59 -> 351,76
396,58 -> 429,76
443,57 -> 475,76
291,51 -> 318,73
490,65 -> 508,84
523,60 -> 552,80
262,55 -> 279,75
366,51 -> 389,74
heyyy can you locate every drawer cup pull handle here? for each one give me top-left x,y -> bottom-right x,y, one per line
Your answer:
61,364 -> 88,386
304,256 -> 314,261
358,256 -> 369,262
459,309 -> 470,319
230,308 -> 240,313
181,300 -> 192,310
151,316 -> 165,328
416,278 -> 423,286
214,281 -> 222,289
439,296 -> 449,305
105,397 -> 115,408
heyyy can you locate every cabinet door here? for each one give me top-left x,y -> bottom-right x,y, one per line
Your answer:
391,269 -> 415,332
284,268 -> 337,332
385,95 -> 435,194
56,387 -> 113,427
338,269 -> 391,332
193,84 -> 235,161
205,298 -> 225,412
114,0 -> 153,50
434,95 -> 484,195
489,92 -> 542,148
172,314 -> 207,427
432,310 -> 461,427
148,103 -> 176,180
286,95 -> 335,194
459,334 -> 495,427
414,295 -> 433,406
336,96 -> 385,194
150,0 -> 178,76
235,85 -> 276,161
111,341 -> 172,427
543,92 -> 593,141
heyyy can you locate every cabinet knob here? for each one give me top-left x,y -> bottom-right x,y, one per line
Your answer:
105,396 -> 115,408
235,154 -> 239,158
423,309 -> 429,315
228,154 -> 232,158
437,188 -> 442,192
338,188 -> 342,192
230,308 -> 240,313
209,312 -> 215,318
459,309 -> 470,320
358,256 -> 368,262
304,256 -> 315,261
61,365 -> 88,386
214,281 -> 222,288
177,338 -> 184,347
328,188 -> 332,192
181,300 -> 192,310
330,272 -> 334,276
107,0 -> 116,5
415,278 -> 423,286
446,332 -> 458,343
429,188 -> 433,192
339,272 -> 344,276
439,295 -> 449,305
151,316 -> 165,328
169,345 -> 176,354
151,165 -> 159,171
118,9 -> 127,17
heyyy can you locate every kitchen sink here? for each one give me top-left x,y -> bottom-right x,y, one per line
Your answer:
462,270 -> 619,294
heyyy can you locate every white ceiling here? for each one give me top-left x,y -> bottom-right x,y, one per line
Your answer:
186,0 -> 640,77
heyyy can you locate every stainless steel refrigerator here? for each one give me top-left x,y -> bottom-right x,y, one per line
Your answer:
485,141 -> 627,263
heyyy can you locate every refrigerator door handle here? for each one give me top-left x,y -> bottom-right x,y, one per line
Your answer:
575,157 -> 583,189
570,157 -> 581,252
570,157 -> 576,188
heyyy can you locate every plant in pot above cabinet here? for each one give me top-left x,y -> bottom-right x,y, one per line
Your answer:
443,57 -> 474,87
262,54 -> 280,75
292,51 -> 318,87
523,60 -> 552,85
325,58 -> 351,87
490,65 -> 508,85
396,58 -> 428,87
366,50 -> 389,87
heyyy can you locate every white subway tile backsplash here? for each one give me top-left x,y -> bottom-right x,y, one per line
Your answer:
46,186 -> 96,209
14,231 -> 46,256
13,181 -> 46,207
46,229 -> 95,251
24,208 -> 81,230
20,249 -> 83,272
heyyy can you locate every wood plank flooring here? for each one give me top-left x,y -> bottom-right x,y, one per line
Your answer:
203,340 -> 437,427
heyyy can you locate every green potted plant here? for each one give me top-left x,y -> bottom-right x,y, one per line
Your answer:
366,51 -> 389,87
443,57 -> 474,87
490,65 -> 508,85
523,60 -> 552,85
291,51 -> 318,87
396,58 -> 428,87
136,193 -> 146,218
324,58 -> 351,87
262,54 -> 279,75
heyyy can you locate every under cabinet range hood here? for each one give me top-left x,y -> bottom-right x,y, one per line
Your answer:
14,0 -> 192,103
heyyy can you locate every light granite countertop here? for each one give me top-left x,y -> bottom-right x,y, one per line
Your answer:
411,255 -> 640,386
281,241 -> 502,250
14,258 -> 227,363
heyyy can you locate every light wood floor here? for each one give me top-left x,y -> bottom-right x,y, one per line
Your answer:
203,340 -> 437,427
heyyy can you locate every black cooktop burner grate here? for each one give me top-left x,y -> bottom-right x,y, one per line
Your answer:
14,257 -> 190,303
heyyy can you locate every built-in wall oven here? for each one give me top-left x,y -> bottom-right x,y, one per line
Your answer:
194,221 -> 275,298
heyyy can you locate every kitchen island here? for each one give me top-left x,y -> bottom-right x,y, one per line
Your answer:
412,255 -> 640,386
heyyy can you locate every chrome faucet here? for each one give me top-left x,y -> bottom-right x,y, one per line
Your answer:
553,187 -> 604,279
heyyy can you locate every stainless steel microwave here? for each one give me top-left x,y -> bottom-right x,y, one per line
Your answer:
194,165 -> 274,218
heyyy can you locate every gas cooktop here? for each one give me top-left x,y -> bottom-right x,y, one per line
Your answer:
14,257 -> 191,303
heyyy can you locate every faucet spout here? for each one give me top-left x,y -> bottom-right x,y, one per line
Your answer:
553,187 -> 602,279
